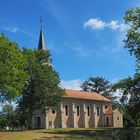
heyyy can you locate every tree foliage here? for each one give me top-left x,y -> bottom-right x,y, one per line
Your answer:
113,74 -> 140,127
81,76 -> 115,100
0,33 -> 27,101
0,33 -> 64,129
0,104 -> 19,130
18,48 -> 64,129
124,7 -> 140,69
119,7 -> 140,127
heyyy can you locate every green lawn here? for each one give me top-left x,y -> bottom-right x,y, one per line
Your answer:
0,128 -> 140,140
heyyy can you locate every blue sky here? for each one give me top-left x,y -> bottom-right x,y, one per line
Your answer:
0,0 -> 139,89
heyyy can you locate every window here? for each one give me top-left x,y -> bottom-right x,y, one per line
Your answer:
87,106 -> 90,116
117,116 -> 119,120
52,110 -> 55,114
65,105 -> 68,116
97,107 -> 100,117
77,106 -> 80,116
106,117 -> 109,126
105,106 -> 108,109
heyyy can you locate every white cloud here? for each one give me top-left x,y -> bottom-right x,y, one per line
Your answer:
61,79 -> 82,90
84,18 -> 129,31
108,20 -> 119,30
108,20 -> 129,31
84,18 -> 106,30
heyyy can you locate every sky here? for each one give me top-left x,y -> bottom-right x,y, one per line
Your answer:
0,0 -> 139,90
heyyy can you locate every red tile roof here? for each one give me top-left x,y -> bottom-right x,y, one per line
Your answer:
63,89 -> 111,102
104,109 -> 113,115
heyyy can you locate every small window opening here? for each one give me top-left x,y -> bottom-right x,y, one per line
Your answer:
52,110 -> 55,114
105,106 -> 108,109
87,106 -> 90,116
77,106 -> 80,116
97,107 -> 100,117
65,105 -> 68,116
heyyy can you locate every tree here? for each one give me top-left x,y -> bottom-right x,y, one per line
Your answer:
18,48 -> 64,129
113,74 -> 140,127
0,104 -> 19,130
0,33 -> 27,101
124,7 -> 140,69
121,7 -> 140,127
81,76 -> 115,100
0,112 -> 7,129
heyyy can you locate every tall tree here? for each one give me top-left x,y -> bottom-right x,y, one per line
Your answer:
0,103 -> 19,130
124,7 -> 140,69
113,74 -> 140,127
121,7 -> 140,127
81,76 -> 115,100
0,33 -> 27,101
18,48 -> 64,129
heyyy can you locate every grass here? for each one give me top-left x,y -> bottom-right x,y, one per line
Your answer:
0,128 -> 140,140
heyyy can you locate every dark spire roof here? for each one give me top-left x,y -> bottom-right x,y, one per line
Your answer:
38,17 -> 46,50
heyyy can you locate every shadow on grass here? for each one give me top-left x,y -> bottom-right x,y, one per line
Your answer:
32,129 -> 114,140
32,128 -> 140,140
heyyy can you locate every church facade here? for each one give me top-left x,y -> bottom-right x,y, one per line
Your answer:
31,89 -> 123,129
31,27 -> 123,129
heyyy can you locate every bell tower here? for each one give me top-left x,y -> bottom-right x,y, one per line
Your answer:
38,17 -> 46,50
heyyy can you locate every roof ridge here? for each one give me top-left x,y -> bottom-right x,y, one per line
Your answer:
66,89 -> 99,94
64,89 -> 111,102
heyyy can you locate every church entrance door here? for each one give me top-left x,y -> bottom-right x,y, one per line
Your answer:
37,116 -> 41,129
106,117 -> 109,126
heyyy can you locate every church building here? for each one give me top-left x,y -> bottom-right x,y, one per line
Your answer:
31,26 -> 123,129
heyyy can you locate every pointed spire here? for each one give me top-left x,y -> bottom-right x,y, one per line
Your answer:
38,17 -> 46,50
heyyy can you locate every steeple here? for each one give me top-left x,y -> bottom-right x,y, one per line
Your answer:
38,17 -> 46,50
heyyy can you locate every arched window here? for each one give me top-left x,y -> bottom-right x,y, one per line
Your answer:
77,106 -> 80,116
65,105 -> 68,116
87,106 -> 90,116
97,107 -> 100,117
106,117 -> 109,126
